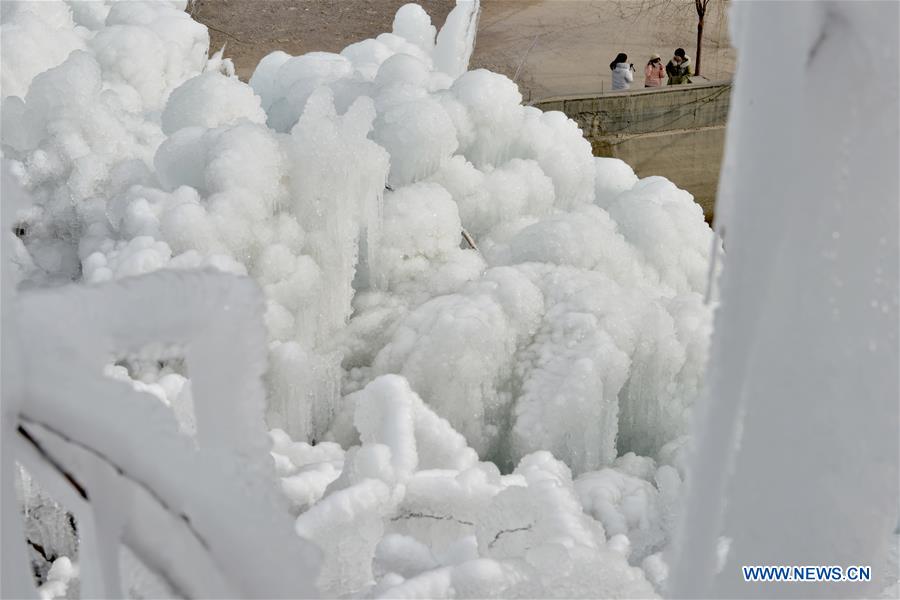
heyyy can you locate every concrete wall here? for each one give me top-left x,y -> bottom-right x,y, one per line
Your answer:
535,82 -> 732,219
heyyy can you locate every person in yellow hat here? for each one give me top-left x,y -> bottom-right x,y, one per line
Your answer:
644,53 -> 665,88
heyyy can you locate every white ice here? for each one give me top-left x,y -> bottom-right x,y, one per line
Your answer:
1,0 -> 729,596
669,2 -> 900,598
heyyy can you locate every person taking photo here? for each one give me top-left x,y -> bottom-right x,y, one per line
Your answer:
610,52 -> 634,90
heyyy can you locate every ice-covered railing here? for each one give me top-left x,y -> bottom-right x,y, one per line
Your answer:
2,272 -> 321,598
1,167 -> 319,598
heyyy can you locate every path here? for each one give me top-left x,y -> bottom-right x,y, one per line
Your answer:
191,0 -> 736,101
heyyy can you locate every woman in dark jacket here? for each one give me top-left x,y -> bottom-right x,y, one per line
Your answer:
666,48 -> 692,85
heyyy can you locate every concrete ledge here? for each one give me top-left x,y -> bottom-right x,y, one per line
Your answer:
534,80 -> 733,104
534,81 -> 732,218
535,81 -> 732,137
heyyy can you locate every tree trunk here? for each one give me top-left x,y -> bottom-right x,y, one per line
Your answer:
695,17 -> 704,76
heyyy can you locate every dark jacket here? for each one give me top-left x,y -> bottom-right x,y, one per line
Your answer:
665,57 -> 692,85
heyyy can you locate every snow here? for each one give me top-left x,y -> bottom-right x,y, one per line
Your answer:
0,0 -> 743,597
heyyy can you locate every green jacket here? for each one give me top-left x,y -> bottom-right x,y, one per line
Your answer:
666,57 -> 692,85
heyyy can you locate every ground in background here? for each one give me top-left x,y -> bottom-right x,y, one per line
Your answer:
190,0 -> 735,214
190,0 -> 735,101
189,0 -> 455,81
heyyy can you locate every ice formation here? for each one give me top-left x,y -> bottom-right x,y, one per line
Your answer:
285,375 -> 673,597
2,0 -> 722,596
3,169 -> 320,597
669,2 -> 900,598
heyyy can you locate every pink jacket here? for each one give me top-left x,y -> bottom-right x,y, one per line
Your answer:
644,63 -> 665,87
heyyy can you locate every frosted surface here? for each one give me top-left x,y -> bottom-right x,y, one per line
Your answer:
0,0 -> 735,596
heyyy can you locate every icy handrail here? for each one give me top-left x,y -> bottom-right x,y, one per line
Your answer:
2,270 -> 321,598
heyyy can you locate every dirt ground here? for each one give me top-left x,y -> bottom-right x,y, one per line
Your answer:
189,0 -> 456,80
190,0 -> 736,102
475,0 -> 736,102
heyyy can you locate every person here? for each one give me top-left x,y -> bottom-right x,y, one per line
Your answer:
666,48 -> 692,85
609,52 -> 634,91
644,53 -> 665,87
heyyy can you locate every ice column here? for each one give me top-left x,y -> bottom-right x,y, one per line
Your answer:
670,2 -> 899,598
433,0 -> 481,79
